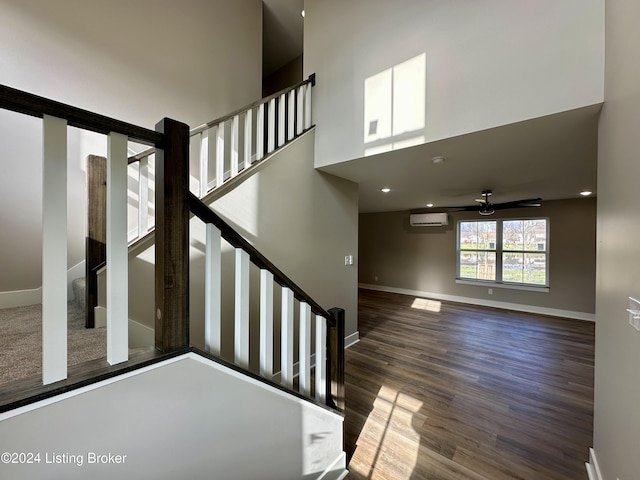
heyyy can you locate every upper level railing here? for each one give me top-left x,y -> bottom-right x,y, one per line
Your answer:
0,79 -> 344,412
124,74 -> 315,247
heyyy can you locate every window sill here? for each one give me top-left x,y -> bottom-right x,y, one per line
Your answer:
455,279 -> 549,293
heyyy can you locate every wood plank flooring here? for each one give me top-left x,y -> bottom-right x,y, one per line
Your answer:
345,289 -> 594,480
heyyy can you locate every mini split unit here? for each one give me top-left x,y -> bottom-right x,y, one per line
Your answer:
409,213 -> 449,227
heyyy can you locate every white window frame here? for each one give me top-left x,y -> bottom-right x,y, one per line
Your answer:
456,218 -> 549,292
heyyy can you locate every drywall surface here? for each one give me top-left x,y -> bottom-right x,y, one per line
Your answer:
304,0 -> 604,168
0,0 -> 262,293
359,198 -> 596,315
593,1 -> 640,477
0,354 -> 344,479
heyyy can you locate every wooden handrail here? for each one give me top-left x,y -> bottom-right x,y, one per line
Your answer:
188,192 -> 336,327
127,73 -> 316,164
0,84 -> 163,147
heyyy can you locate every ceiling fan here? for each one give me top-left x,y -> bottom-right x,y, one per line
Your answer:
440,190 -> 542,216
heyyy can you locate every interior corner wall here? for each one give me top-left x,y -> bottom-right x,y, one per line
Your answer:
0,0 -> 262,294
593,1 -> 640,478
303,0 -> 604,168
187,130 -> 359,371
359,198 -> 596,316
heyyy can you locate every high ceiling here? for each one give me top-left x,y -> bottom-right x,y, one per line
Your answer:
263,1 -> 600,214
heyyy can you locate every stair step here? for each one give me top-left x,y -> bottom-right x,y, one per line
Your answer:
72,277 -> 86,310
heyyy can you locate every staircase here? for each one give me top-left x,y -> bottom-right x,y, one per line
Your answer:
0,79 -> 348,478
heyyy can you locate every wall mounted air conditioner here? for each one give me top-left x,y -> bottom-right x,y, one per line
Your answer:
410,212 -> 449,227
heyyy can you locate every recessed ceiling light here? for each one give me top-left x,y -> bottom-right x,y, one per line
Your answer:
580,190 -> 593,196
432,156 -> 445,164
426,203 -> 434,207
381,188 -> 391,193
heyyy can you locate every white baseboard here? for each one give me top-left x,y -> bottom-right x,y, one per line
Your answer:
345,331 -> 360,349
1,261 -> 87,309
586,448 -> 603,480
0,288 -> 42,309
359,283 -> 596,322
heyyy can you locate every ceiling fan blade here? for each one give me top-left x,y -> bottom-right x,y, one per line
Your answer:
492,198 -> 542,210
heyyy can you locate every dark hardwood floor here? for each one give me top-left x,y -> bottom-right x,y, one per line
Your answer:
345,289 -> 595,480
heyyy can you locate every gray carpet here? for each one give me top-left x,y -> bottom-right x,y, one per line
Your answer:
0,301 -> 107,385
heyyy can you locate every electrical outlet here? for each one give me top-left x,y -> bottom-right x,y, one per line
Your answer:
488,288 -> 493,295
374,275 -> 379,282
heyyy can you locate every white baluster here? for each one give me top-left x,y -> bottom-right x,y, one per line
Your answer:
199,130 -> 209,197
260,270 -> 274,378
256,103 -> 265,161
215,123 -> 225,187
281,287 -> 294,388
315,316 -> 327,403
138,156 -> 149,235
231,114 -> 239,177
287,90 -> 296,141
107,132 -> 129,366
268,97 -> 277,153
305,82 -> 312,129
299,302 -> 312,396
278,93 -> 286,147
244,108 -> 253,168
205,224 -> 222,355
42,115 -> 68,385
235,248 -> 250,369
296,86 -> 305,135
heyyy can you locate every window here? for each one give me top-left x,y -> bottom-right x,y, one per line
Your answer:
457,219 -> 548,287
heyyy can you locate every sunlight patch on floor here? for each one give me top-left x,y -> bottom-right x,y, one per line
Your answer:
411,297 -> 442,312
350,385 -> 423,479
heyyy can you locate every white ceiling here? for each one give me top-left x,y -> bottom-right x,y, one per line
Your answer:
319,104 -> 601,213
262,1 -> 601,214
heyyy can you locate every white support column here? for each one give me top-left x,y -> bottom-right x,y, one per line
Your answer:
315,316 -> 327,403
299,302 -> 312,397
244,108 -> 253,167
304,83 -> 312,129
287,91 -> 296,141
281,287 -> 294,389
259,270 -> 274,378
205,223 -> 222,355
215,123 -> 225,187
231,114 -> 239,176
256,103 -> 265,161
267,97 -> 276,154
138,156 -> 149,236
235,248 -> 250,369
199,129 -> 209,197
296,86 -> 305,135
278,93 -> 286,147
107,132 -> 129,366
42,114 -> 68,385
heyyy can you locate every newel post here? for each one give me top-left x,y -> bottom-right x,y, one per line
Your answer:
155,118 -> 190,351
327,307 -> 346,412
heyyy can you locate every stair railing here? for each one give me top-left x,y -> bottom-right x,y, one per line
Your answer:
189,193 -> 345,410
87,75 -> 316,327
125,74 -> 315,246
0,84 -> 166,385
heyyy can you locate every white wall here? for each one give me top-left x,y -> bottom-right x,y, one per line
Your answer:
593,1 -> 640,478
0,0 -> 262,293
0,354 -> 346,479
304,0 -> 604,167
